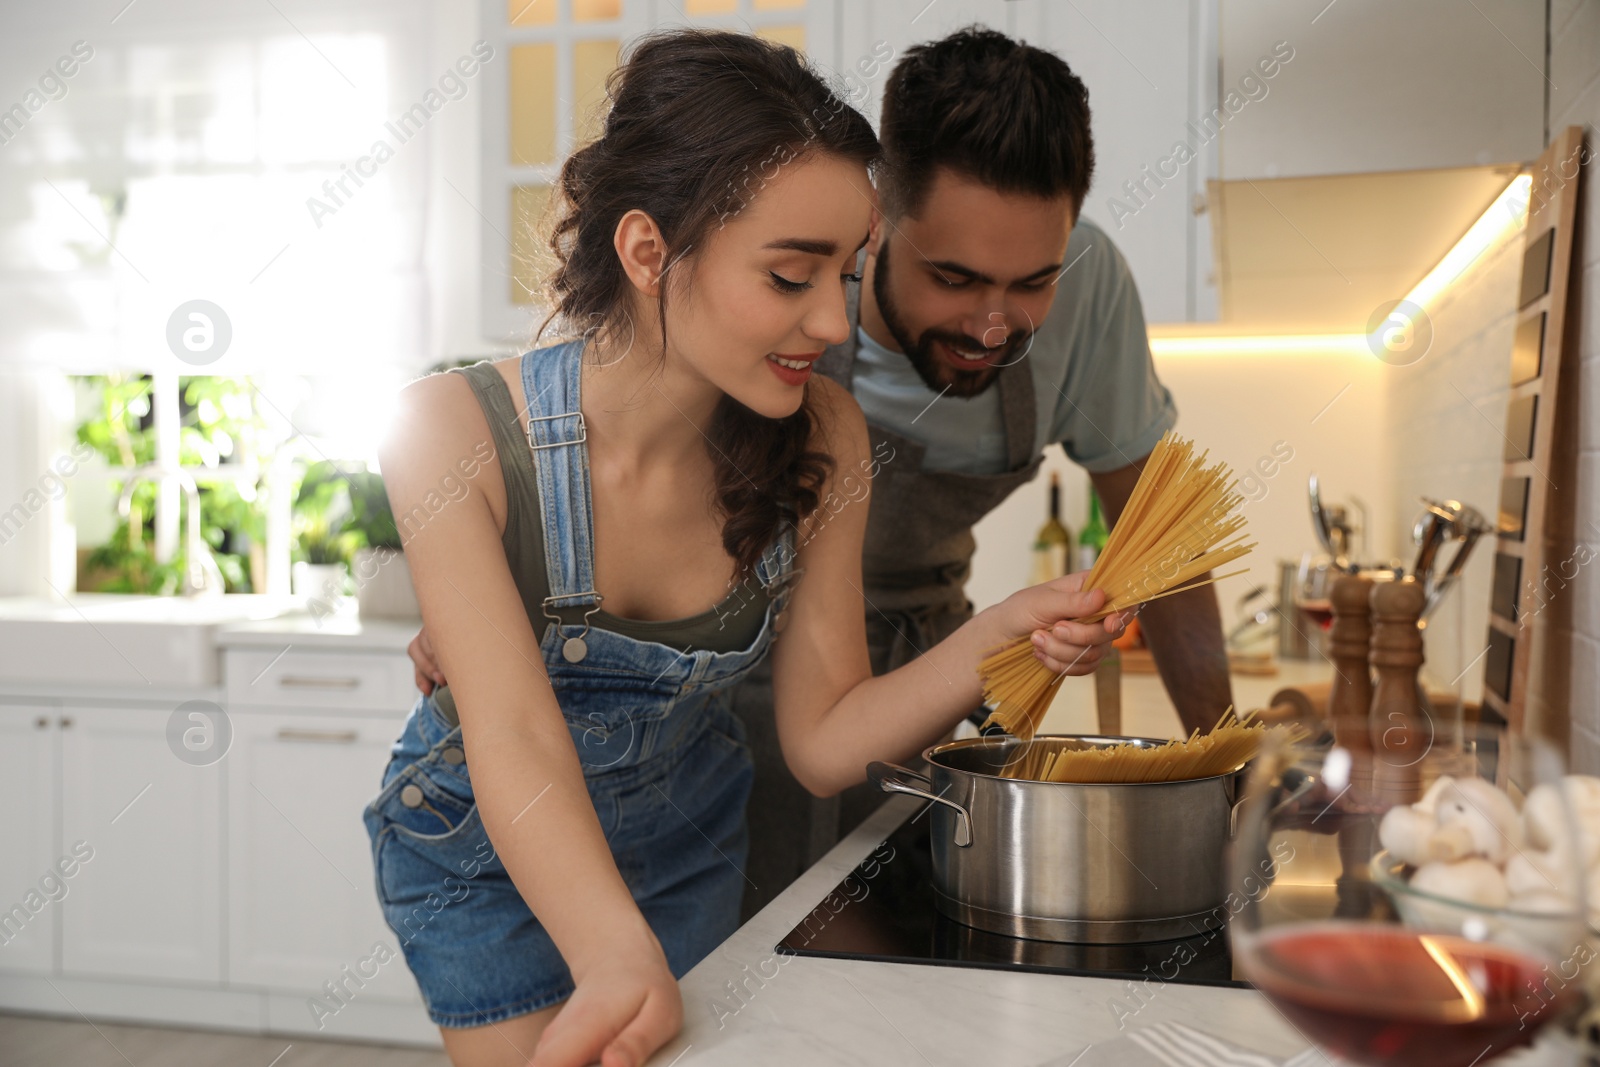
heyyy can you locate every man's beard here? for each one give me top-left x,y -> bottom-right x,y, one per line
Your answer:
872,239 -> 1033,399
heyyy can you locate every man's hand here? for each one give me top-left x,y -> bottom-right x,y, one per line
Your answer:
1092,459 -> 1234,732
408,626 -> 447,695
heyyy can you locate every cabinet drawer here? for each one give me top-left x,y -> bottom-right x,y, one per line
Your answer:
224,648 -> 414,712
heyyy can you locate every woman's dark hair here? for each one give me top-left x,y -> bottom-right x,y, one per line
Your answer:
877,26 -> 1094,219
544,30 -> 879,576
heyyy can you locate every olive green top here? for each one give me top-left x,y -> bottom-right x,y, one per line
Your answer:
431,360 -> 771,727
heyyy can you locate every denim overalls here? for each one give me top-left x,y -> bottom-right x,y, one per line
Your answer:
362,340 -> 799,1029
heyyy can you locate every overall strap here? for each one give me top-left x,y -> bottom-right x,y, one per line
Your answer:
752,523 -> 800,592
996,355 -> 1038,470
519,340 -> 601,612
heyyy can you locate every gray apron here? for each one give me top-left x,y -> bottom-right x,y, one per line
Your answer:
729,289 -> 1044,920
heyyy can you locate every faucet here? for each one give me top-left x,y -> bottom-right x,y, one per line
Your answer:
116,464 -> 227,598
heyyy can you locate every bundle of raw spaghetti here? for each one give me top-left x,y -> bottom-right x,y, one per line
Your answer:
979,431 -> 1255,739
999,708 -> 1306,783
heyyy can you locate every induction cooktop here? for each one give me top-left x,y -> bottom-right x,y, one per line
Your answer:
774,807 -> 1249,990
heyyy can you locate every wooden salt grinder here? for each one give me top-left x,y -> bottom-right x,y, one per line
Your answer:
1326,574 -> 1375,722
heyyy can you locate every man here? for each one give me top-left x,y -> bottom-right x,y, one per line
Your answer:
407,27 -> 1232,920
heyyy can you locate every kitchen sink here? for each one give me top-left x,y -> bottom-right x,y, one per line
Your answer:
0,593 -> 306,689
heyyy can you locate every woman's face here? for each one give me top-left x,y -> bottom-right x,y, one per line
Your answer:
661,152 -> 874,418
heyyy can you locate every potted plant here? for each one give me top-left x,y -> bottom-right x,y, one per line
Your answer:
345,469 -> 420,620
291,514 -> 352,601
291,462 -> 355,604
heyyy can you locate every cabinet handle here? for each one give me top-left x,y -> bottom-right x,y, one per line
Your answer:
277,675 -> 361,690
35,716 -> 49,729
276,728 -> 359,744
59,716 -> 74,729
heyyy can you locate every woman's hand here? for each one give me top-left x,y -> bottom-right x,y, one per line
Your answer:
408,626 -> 447,695
993,571 -> 1128,677
530,925 -> 683,1067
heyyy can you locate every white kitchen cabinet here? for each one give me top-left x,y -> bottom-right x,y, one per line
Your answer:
226,710 -> 421,1006
1217,0 -> 1545,180
224,646 -> 417,715
0,704 -> 59,975
59,705 -> 222,983
1029,0 -> 1205,323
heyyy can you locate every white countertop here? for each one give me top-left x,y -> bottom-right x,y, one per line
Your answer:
653,653 -> 1588,1067
213,606 -> 420,653
658,795 -> 1312,1066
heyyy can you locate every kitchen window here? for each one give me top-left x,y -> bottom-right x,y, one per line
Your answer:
479,0 -> 831,341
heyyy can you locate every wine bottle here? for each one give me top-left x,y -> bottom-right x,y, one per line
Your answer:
1029,472 -> 1073,584
1077,488 -> 1108,572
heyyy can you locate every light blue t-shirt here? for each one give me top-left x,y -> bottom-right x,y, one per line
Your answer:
850,218 -> 1178,475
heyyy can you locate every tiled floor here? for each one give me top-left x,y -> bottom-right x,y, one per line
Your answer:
0,1013 -> 450,1067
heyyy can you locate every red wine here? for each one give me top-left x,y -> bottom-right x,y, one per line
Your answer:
1297,598 -> 1335,630
1240,924 -> 1577,1067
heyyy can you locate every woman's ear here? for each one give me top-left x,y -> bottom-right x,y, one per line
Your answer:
866,208 -> 884,256
614,209 -> 669,298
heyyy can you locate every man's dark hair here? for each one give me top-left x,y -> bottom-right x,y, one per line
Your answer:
877,27 -> 1094,219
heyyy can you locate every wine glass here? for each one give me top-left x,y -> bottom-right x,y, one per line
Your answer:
1230,716 -> 1591,1067
1293,550 -> 1338,633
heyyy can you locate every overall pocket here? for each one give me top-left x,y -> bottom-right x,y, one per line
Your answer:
367,728 -> 478,843
366,743 -> 499,923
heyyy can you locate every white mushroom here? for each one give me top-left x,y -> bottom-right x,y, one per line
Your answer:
1380,805 -> 1443,868
1434,778 -> 1523,864
1522,775 -> 1600,864
1505,848 -> 1575,899
1415,774 -> 1457,816
1411,857 -> 1510,910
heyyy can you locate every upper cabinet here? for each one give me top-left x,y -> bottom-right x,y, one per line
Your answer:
1216,0 -> 1546,181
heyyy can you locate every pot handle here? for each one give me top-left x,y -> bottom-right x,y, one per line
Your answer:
867,761 -> 972,848
1229,765 -> 1317,838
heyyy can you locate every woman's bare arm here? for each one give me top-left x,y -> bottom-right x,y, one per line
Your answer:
379,373 -> 661,978
769,377 -> 1119,797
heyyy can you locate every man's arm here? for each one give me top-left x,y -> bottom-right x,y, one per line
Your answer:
1089,457 -> 1234,735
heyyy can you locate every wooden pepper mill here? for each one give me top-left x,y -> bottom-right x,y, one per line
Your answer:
1326,574 -> 1375,722
1324,574 -> 1384,916
1369,578 -> 1428,724
1366,577 -> 1430,804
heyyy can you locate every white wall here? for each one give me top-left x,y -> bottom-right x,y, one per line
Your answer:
1380,200 -> 1527,708
967,348 -> 1394,636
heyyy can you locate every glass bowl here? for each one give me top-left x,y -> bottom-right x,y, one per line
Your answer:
1369,849 -> 1588,963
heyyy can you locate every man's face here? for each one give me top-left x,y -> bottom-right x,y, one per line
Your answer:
871,169 -> 1074,398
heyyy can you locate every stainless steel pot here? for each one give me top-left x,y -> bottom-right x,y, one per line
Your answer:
870,734 -> 1258,945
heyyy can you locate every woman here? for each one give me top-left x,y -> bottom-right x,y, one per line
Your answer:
365,29 -> 1120,1067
